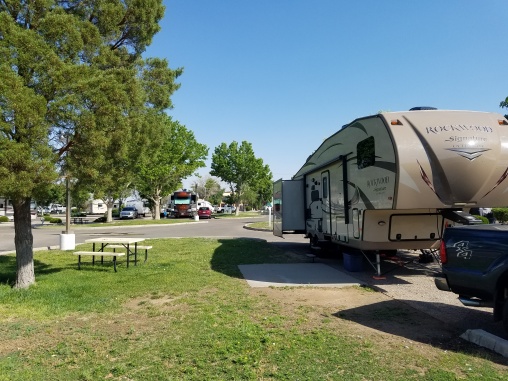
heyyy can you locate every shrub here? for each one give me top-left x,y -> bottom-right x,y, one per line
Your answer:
0,216 -> 9,223
94,216 -> 107,223
472,215 -> 489,224
51,218 -> 62,224
492,208 -> 508,224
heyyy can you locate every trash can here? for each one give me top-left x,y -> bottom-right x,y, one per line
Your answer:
343,252 -> 364,272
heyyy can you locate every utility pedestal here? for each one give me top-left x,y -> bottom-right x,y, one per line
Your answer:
60,232 -> 75,251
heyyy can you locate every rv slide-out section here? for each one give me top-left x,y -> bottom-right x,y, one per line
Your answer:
274,109 -> 508,251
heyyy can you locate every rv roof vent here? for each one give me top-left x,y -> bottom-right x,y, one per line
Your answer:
409,107 -> 437,111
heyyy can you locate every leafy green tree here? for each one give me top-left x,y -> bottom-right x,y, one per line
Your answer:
70,186 -> 91,213
32,183 -> 66,209
210,141 -> 272,215
192,176 -> 222,201
135,116 -> 208,219
209,192 -> 224,207
0,0 -> 167,288
240,185 -> 257,210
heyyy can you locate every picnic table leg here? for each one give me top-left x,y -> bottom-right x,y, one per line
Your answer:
113,256 -> 117,272
77,255 -> 81,270
126,244 -> 130,268
144,247 -> 148,263
134,242 -> 138,266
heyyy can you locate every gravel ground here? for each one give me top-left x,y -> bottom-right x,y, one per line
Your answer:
268,238 -> 508,340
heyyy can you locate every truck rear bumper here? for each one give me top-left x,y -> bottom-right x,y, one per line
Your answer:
434,274 -> 451,292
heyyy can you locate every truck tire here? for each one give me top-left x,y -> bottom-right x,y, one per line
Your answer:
310,235 -> 319,249
503,299 -> 508,334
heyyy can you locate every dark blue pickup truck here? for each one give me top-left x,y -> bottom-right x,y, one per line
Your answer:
435,224 -> 508,332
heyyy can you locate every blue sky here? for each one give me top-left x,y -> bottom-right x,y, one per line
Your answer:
144,0 -> 508,189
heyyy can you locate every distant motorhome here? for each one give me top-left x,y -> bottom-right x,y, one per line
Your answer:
274,109 -> 508,252
169,190 -> 198,218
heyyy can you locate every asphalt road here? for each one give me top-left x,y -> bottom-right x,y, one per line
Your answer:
0,216 -> 307,254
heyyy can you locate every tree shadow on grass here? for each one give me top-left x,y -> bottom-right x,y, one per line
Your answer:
210,238 -> 306,279
0,255 -> 63,286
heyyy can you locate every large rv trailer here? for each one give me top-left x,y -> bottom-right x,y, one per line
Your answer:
274,109 -> 508,251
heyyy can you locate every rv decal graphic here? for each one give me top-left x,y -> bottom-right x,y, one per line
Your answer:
453,241 -> 472,260
367,176 -> 390,188
445,147 -> 490,161
354,184 -> 375,209
445,136 -> 487,143
482,167 -> 508,198
417,160 -> 437,195
425,125 -> 494,135
316,142 -> 343,159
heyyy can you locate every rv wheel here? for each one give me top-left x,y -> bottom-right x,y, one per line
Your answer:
310,235 -> 319,249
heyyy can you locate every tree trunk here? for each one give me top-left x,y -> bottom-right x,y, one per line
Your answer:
13,197 -> 35,289
152,195 -> 161,220
106,201 -> 114,222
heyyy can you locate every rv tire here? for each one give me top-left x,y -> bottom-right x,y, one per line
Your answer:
310,235 -> 320,249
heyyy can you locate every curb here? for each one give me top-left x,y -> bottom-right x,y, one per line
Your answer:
243,224 -> 272,232
460,329 -> 508,357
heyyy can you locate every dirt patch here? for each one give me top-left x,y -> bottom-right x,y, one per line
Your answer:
251,286 -> 468,349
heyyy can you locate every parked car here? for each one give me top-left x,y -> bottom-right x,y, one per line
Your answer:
197,207 -> 212,219
50,204 -> 65,214
120,206 -> 138,219
224,205 -> 236,214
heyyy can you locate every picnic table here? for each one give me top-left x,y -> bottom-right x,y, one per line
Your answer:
84,237 -> 146,268
72,217 -> 90,224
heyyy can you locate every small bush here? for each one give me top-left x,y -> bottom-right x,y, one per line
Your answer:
51,218 -> 62,224
94,216 -> 107,223
473,215 -> 489,224
492,208 -> 508,224
0,216 -> 9,223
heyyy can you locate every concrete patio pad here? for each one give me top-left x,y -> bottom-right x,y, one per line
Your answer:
238,263 -> 361,288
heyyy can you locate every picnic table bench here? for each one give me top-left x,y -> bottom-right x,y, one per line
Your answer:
107,245 -> 152,263
73,251 -> 125,272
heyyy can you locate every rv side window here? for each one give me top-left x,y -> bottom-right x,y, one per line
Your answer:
322,177 -> 328,199
357,136 -> 375,169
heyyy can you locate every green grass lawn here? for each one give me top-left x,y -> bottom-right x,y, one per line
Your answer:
0,239 -> 506,380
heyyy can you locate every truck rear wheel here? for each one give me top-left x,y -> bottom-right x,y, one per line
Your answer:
503,299 -> 508,334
